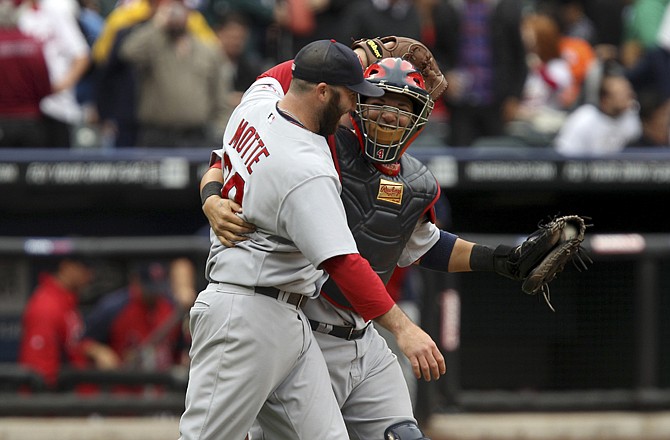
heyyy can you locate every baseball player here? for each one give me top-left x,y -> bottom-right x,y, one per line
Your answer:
180,39 -> 446,440
204,42 -> 587,439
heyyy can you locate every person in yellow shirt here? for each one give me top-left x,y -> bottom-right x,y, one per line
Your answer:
92,0 -> 219,148
92,0 -> 217,65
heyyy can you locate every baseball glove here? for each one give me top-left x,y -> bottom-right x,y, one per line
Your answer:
494,215 -> 592,311
351,36 -> 447,100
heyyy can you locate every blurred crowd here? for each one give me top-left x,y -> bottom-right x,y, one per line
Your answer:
1,0 -> 669,153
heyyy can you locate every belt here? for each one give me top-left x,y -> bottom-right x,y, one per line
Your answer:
255,286 -> 307,309
309,319 -> 369,340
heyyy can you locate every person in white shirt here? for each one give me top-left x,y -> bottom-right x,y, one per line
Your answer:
553,67 -> 641,156
17,0 -> 91,147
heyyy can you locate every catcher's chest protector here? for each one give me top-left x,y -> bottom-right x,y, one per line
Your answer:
322,129 -> 439,310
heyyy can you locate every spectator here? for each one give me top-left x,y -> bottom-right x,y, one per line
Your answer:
74,0 -> 106,105
214,11 -> 266,111
557,0 -> 597,44
532,2 -> 598,108
432,0 -> 528,146
84,259 -> 195,372
341,0 -> 422,44
0,0 -> 52,147
270,0 -> 353,59
583,0 -> 627,61
18,256 -> 120,389
92,0 -> 217,65
16,0 -> 92,147
197,0 -> 276,60
506,11 -> 575,144
117,0 -> 232,147
553,65 -> 642,156
92,0 -> 218,147
620,0 -> 670,68
626,88 -> 670,147
626,2 -> 670,102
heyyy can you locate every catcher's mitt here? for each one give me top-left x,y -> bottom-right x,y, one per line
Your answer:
351,36 -> 447,100
494,215 -> 592,311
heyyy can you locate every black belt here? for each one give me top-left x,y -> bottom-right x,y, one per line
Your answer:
309,319 -> 368,340
255,286 -> 307,309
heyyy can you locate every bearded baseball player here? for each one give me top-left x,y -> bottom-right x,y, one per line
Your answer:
181,39 -> 447,440
204,37 -> 590,440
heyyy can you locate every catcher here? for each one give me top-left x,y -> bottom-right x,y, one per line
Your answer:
202,37 -> 590,440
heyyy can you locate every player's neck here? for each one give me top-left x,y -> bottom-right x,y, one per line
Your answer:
278,98 -> 314,132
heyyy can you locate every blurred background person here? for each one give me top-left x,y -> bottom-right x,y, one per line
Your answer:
117,0 -> 232,148
620,0 -> 670,68
626,88 -> 670,147
0,0 -> 51,147
341,0 -> 422,43
214,11 -> 267,111
18,256 -> 120,389
505,10 -> 575,145
16,0 -> 92,148
625,1 -> 670,105
269,0 -> 350,60
92,0 -> 217,148
556,0 -> 596,44
84,258 -> 195,374
432,0 -> 528,147
553,63 -> 642,156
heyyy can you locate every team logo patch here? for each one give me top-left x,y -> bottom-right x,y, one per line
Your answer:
377,179 -> 403,205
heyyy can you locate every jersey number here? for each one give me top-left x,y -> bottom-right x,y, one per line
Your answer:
222,153 -> 246,205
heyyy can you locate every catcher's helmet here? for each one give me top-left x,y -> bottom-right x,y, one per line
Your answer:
355,57 -> 434,163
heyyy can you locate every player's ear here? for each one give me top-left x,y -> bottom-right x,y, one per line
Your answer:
315,82 -> 329,102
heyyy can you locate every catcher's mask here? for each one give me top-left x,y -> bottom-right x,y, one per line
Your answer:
355,58 -> 434,163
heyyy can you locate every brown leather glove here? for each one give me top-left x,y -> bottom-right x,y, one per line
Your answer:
352,36 -> 448,100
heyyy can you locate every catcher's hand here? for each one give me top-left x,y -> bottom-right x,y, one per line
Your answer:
494,215 -> 592,310
351,36 -> 447,100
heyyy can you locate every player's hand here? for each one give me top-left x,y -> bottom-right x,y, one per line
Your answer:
86,342 -> 122,370
395,324 -> 446,381
375,304 -> 446,381
202,196 -> 256,247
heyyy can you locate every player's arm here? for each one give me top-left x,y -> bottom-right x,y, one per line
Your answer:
200,158 -> 256,247
415,227 -> 516,275
415,222 -> 573,283
321,254 -> 445,382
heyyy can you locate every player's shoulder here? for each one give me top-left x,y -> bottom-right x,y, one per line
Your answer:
400,151 -> 432,174
241,76 -> 285,103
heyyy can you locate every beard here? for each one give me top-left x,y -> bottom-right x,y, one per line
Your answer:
317,90 -> 344,136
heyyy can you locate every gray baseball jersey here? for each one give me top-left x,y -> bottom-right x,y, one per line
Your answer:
179,75 -> 360,440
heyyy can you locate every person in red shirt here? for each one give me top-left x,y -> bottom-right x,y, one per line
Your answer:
18,256 -> 120,389
84,260 -> 188,372
0,0 -> 52,147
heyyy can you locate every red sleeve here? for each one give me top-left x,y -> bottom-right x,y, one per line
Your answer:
258,60 -> 294,93
18,305 -> 63,387
321,254 -> 395,321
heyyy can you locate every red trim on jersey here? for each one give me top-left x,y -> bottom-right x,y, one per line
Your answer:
326,134 -> 342,182
425,183 -> 440,224
321,254 -> 395,321
258,60 -> 294,93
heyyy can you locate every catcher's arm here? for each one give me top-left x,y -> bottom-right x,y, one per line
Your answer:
420,215 -> 592,310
